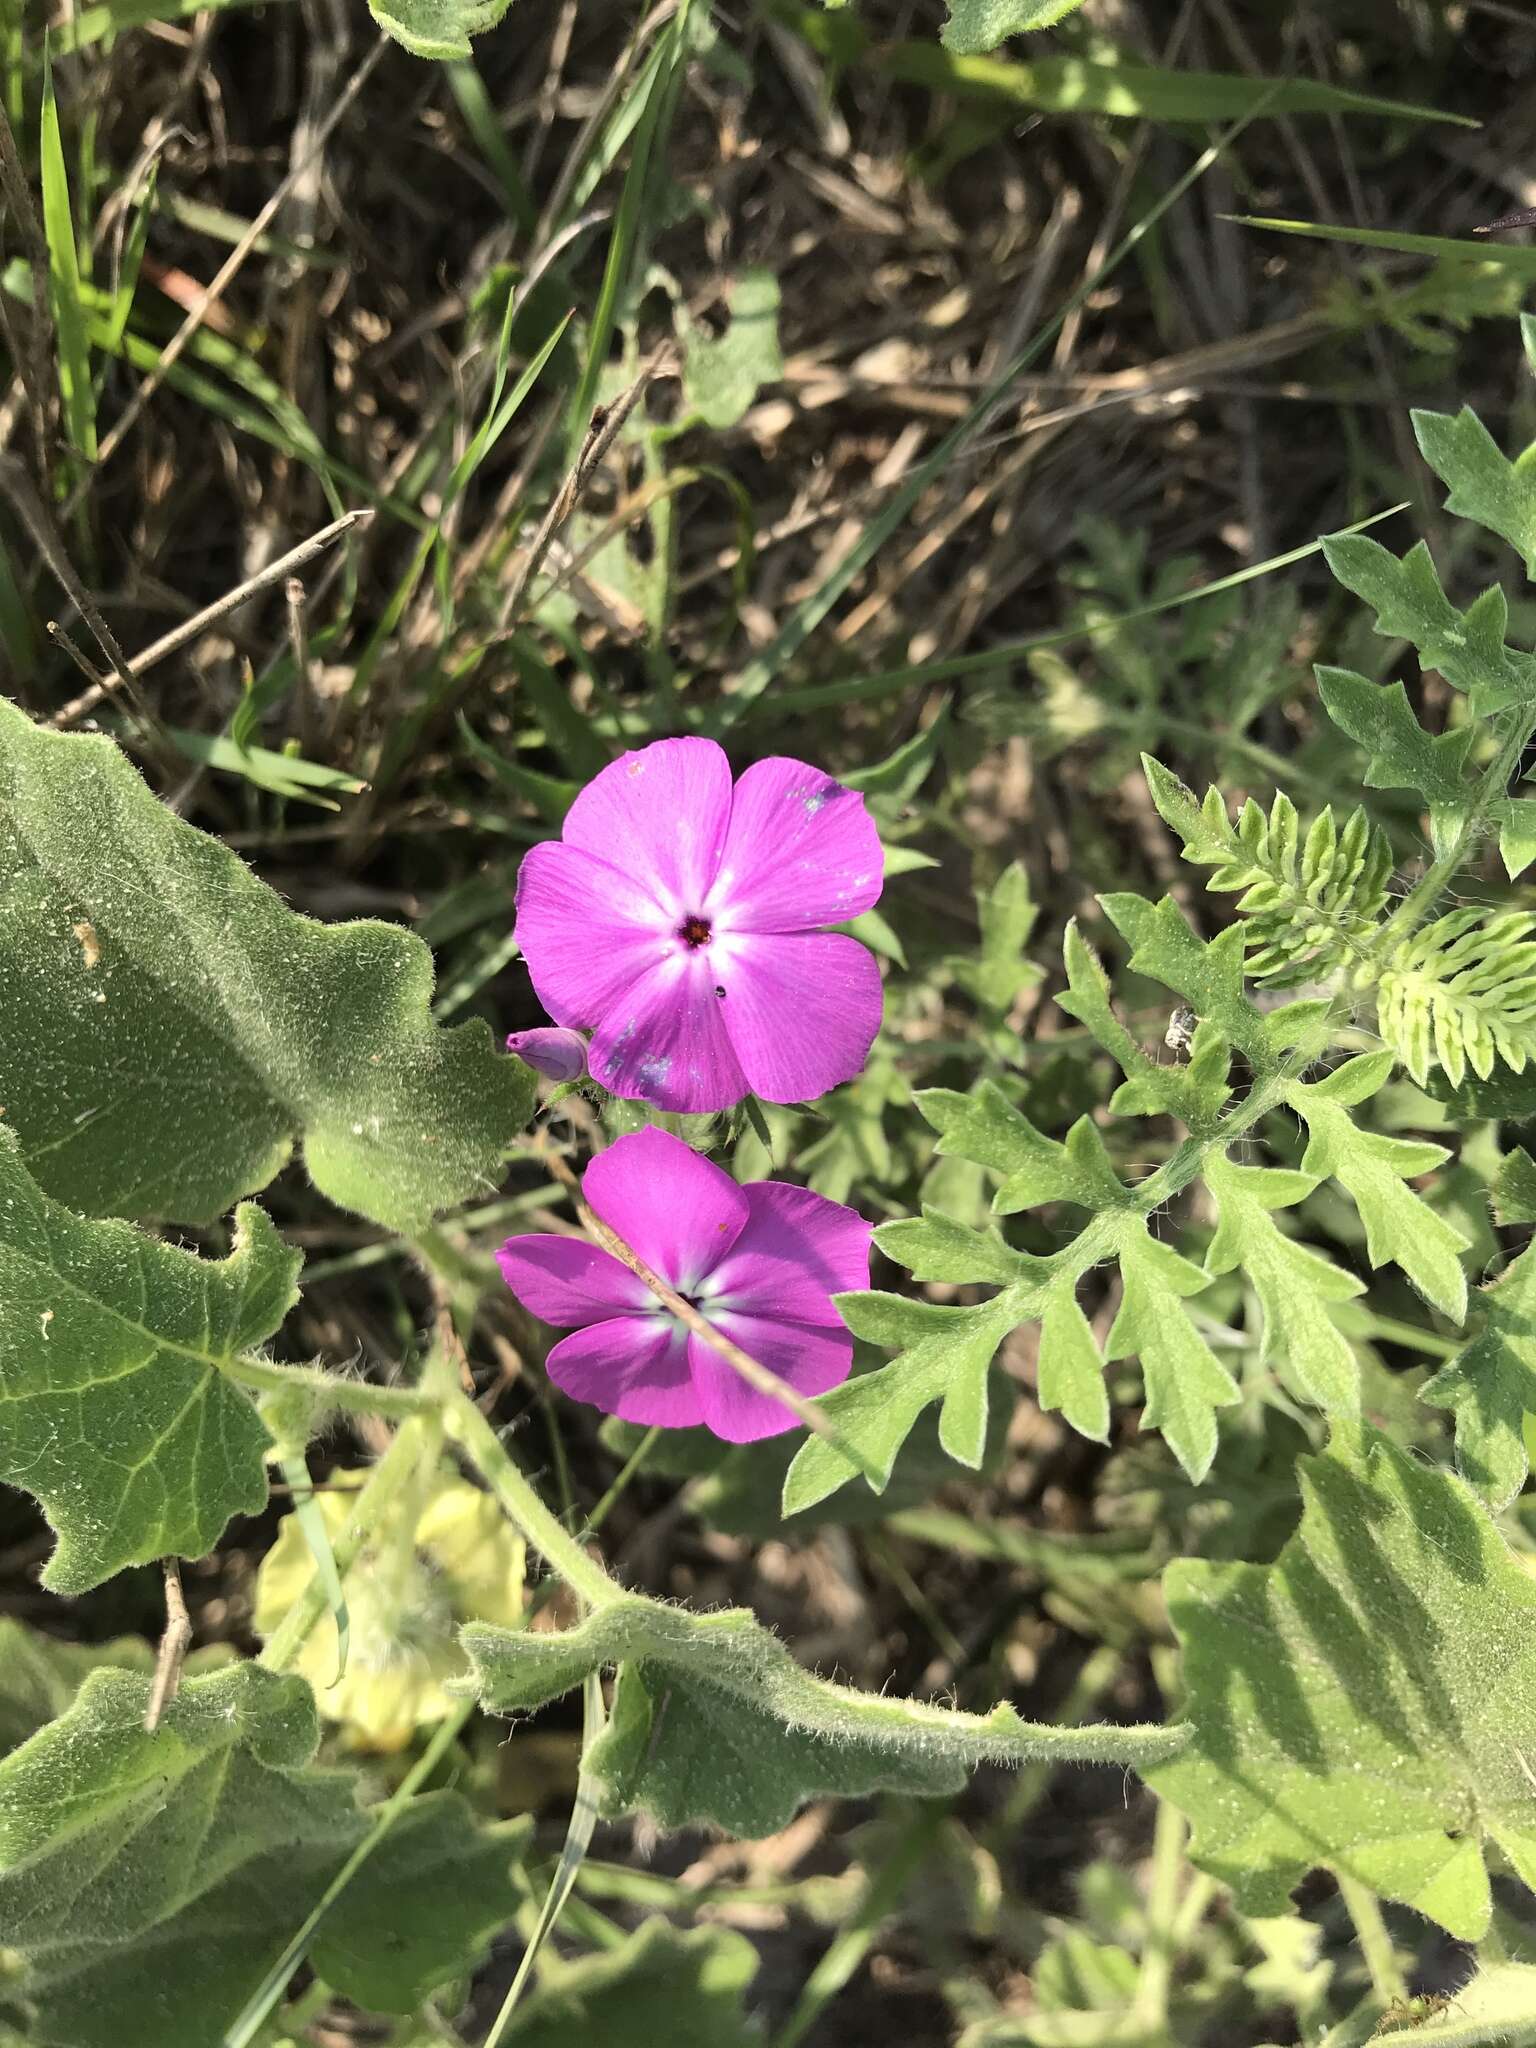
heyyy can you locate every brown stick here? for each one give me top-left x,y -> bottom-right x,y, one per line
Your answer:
143,1557 -> 193,1732
527,1138 -> 877,1472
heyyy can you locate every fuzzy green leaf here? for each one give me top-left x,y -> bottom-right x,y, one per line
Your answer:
0,700 -> 533,1229
875,1207 -> 1039,1286
1413,403 -> 1536,576
1037,1278 -> 1109,1443
1204,1153 -> 1363,1414
367,0 -> 511,57
1106,1221 -> 1241,1482
1497,1146 -> 1536,1224
917,1082 -> 1123,1211
495,1921 -> 761,2048
1056,919 -> 1231,1124
1322,532 -> 1534,707
945,861 -> 1043,1021
1315,665 -> 1474,834
1148,1423 -> 1536,1940
940,0 -> 1084,54
0,1663 -> 522,2047
0,1624 -> 152,1761
463,1589 -> 1185,1839
783,1288 -> 1031,1512
1286,1065 -> 1469,1320
680,269 -> 782,430
1377,910 -> 1536,1089
1421,1241 -> 1536,1508
1498,796 -> 1536,879
0,1131 -> 297,1593
1098,894 -> 1270,1069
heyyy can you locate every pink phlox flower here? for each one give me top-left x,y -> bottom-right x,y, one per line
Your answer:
513,735 -> 884,1112
506,1026 -> 588,1083
496,1126 -> 872,1442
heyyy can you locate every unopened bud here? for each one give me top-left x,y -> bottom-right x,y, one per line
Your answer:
506,1026 -> 588,1083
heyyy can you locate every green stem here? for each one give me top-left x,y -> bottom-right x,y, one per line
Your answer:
444,1384 -> 617,1610
260,1411 -> 440,1674
1131,1797 -> 1188,2025
224,1352 -> 434,1420
587,1424 -> 661,1535
1376,701 -> 1536,951
1337,1870 -> 1407,2007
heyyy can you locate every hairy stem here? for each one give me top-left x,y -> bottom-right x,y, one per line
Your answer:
1337,1870 -> 1407,2007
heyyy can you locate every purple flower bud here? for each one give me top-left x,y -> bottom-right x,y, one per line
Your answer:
507,1027 -> 588,1084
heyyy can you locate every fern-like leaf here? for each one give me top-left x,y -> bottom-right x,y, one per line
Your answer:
1376,909 -> 1536,1088
1143,757 -> 1393,985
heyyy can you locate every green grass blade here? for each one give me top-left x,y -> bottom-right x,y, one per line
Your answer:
1231,213 -> 1536,278
39,50 -> 97,479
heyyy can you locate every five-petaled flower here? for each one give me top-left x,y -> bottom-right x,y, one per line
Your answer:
497,1127 -> 871,1442
514,735 -> 884,1112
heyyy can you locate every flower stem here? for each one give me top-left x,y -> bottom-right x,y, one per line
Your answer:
224,1352 -> 434,1420
1337,1870 -> 1407,2008
444,1383 -> 617,1610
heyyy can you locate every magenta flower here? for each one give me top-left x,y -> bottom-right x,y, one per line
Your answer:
507,1026 -> 588,1083
514,736 -> 884,1112
497,1127 -> 872,1442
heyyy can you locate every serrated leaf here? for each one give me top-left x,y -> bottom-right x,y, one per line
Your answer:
1148,1423 -> 1536,1940
680,269 -> 782,431
0,700 -> 533,1229
1106,1222 -> 1241,1482
783,1288 -> 1034,1512
1315,666 -> 1474,826
1285,1075 -> 1469,1320
463,1588 -> 1184,1839
1204,1153 -> 1363,1414
1322,532 -> 1534,706
918,1081 -> 1123,1211
495,1920 -> 761,2048
875,1207 -> 1038,1286
0,1131 -> 297,1593
1413,403 -> 1536,575
1055,918 -> 1229,1124
367,0 -> 511,58
1037,1279 -> 1109,1443
1421,1240 -> 1536,1507
940,0 -> 1084,54
1099,894 -> 1270,1072
0,1663 -> 521,2047
947,861 -> 1043,1021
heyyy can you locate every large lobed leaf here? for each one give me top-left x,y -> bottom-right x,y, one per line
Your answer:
0,1130 -> 296,1593
0,1661 -> 522,2047
1149,1423 -> 1536,1941
464,1589 -> 1185,1839
0,699 -> 533,1230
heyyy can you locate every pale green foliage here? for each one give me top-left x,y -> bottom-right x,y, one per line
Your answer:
493,1921 -> 761,2047
679,269 -> 783,431
0,1131 -> 296,1593
0,700 -> 533,1230
1143,760 -> 1393,984
1376,909 -> 1536,1088
944,861 -> 1044,1028
0,1662 -> 522,2047
940,0 -> 1085,55
463,1588 -> 1184,1838
1148,1425 -> 1536,1941
367,0 -> 512,58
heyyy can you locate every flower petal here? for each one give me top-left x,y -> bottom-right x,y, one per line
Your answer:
547,1316 -> 703,1428
496,1235 -> 650,1327
588,953 -> 750,1113
710,757 -> 883,932
702,1181 -> 872,1327
716,931 -> 883,1104
687,1314 -> 853,1442
561,736 -> 733,919
514,841 -> 669,1027
583,1126 -> 748,1293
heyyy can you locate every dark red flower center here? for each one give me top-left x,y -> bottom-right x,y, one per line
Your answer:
678,914 -> 712,949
